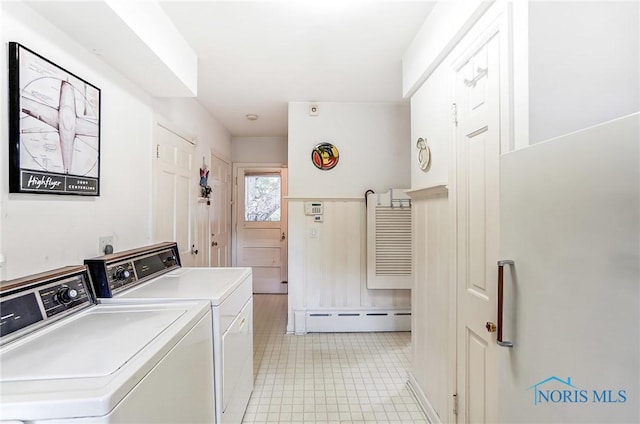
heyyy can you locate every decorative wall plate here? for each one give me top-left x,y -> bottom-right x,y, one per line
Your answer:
416,137 -> 430,171
311,142 -> 339,170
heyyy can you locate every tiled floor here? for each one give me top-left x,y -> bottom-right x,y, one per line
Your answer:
243,294 -> 428,424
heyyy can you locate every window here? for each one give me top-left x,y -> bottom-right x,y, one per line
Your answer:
244,174 -> 281,222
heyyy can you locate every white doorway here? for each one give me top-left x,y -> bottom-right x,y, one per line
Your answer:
233,164 -> 288,294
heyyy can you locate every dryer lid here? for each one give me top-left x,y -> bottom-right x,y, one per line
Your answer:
117,267 -> 251,305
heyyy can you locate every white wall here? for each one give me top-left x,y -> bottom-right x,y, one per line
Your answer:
154,97 -> 232,162
287,102 -> 411,333
231,137 -> 287,164
410,63 -> 451,189
0,2 -> 230,280
408,187 -> 451,423
288,102 -> 410,198
407,68 -> 454,418
528,1 -> 640,143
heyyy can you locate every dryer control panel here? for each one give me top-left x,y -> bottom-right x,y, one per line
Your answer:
85,242 -> 181,298
0,266 -> 94,345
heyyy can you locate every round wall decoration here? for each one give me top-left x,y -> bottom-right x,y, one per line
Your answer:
311,142 -> 339,170
416,137 -> 431,171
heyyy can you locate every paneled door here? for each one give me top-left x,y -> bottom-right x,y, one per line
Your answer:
454,30 -> 502,423
209,154 -> 231,267
153,122 -> 198,266
235,166 -> 288,293
193,200 -> 209,267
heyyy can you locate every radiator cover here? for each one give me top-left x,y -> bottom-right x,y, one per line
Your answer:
366,189 -> 413,289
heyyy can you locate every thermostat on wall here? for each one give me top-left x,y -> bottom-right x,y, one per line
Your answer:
305,202 -> 323,215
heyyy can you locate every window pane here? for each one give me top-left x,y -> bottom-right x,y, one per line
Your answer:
244,175 -> 281,222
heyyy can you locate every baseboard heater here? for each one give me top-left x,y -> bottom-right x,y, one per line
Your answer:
304,309 -> 411,333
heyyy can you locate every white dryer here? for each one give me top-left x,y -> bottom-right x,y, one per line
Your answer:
85,243 -> 253,424
0,265 -> 215,423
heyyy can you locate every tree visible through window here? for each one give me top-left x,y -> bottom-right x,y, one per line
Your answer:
244,175 -> 281,221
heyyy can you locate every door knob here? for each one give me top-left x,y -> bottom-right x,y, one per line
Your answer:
485,322 -> 497,333
281,232 -> 286,241
191,245 -> 199,255
211,241 -> 218,247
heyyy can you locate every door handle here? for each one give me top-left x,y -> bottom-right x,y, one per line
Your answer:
281,232 -> 286,241
191,244 -> 199,255
497,259 -> 514,348
211,241 -> 218,247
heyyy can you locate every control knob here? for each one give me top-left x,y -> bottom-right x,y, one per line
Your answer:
165,255 -> 177,266
113,266 -> 131,281
55,286 -> 79,305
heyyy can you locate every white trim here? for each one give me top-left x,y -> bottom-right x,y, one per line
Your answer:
285,196 -> 364,202
233,162 -> 285,168
406,184 -> 448,199
407,373 -> 441,424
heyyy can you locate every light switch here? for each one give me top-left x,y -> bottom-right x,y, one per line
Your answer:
310,228 -> 318,238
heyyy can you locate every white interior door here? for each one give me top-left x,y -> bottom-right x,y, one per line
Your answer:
234,166 -> 288,294
454,32 -> 502,423
210,154 -> 231,267
153,123 -> 198,266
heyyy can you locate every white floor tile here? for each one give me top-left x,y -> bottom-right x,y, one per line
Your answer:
242,294 -> 427,424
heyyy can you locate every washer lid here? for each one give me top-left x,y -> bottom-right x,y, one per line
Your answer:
0,308 -> 182,382
0,301 -> 210,421
118,267 -> 251,306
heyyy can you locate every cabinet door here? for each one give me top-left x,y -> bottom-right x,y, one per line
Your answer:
221,299 -> 253,412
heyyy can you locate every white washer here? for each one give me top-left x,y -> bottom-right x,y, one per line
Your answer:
85,243 -> 253,424
0,265 -> 215,423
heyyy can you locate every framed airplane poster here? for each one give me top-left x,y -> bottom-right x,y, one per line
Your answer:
8,42 -> 101,196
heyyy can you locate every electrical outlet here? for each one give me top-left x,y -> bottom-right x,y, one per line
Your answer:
99,236 -> 114,254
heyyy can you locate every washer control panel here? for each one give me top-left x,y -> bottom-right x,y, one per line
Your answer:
38,276 -> 91,318
0,267 -> 93,344
85,242 -> 181,298
106,262 -> 136,292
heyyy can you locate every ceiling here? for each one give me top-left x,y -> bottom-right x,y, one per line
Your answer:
159,1 -> 435,137
23,1 -> 436,138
